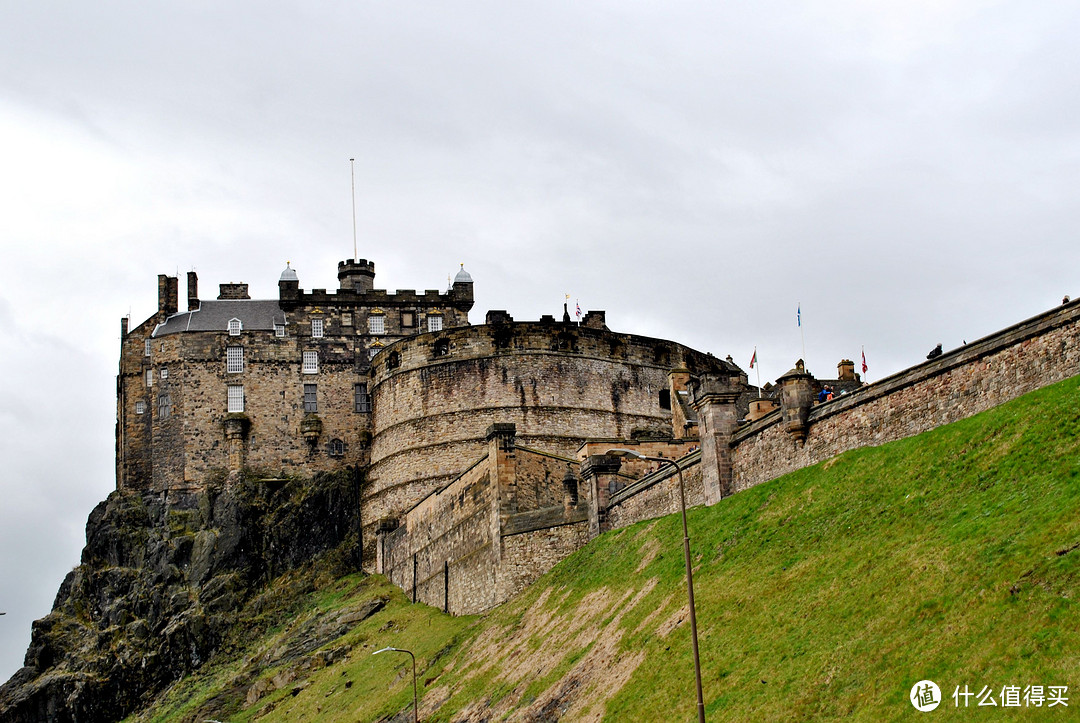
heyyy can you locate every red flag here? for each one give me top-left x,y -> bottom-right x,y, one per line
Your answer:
861,350 -> 868,374
749,349 -> 757,369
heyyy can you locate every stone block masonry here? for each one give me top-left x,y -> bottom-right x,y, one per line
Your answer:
728,299 -> 1080,494
363,320 -> 735,564
379,425 -> 591,614
118,259 -> 1080,621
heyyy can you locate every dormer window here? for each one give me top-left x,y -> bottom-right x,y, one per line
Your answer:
275,323 -> 286,338
311,318 -> 324,338
228,318 -> 242,336
368,312 -> 385,335
427,313 -> 443,332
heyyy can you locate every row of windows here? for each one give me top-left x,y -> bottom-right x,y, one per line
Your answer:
143,348 -> 331,382
225,313 -> 444,340
136,384 -> 371,416
144,311 -> 445,358
310,313 -> 442,336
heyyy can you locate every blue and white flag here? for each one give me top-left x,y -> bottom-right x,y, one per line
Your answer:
797,304 -> 801,327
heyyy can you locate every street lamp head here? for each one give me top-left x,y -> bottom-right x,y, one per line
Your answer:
605,448 -> 646,460
373,646 -> 399,656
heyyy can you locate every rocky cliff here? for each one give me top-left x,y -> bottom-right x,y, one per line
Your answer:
0,471 -> 361,723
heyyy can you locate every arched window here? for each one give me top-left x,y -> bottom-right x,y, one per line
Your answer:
434,338 -> 450,357
387,351 -> 401,370
328,439 -> 345,457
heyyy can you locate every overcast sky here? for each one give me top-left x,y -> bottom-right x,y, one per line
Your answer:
3,1 -> 1079,682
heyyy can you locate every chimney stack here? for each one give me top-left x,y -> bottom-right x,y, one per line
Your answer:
187,271 -> 199,311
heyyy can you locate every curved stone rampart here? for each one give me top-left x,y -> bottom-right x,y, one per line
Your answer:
363,321 -> 726,543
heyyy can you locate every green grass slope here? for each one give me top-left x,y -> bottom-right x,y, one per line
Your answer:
129,376 -> 1080,722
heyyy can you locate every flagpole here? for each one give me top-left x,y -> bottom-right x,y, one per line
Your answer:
798,302 -> 806,362
755,348 -> 761,398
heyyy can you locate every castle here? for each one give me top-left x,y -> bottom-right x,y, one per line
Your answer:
118,260 -> 1080,614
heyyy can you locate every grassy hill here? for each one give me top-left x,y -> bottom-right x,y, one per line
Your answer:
127,376 -> 1080,722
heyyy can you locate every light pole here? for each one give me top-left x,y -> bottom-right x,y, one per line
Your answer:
373,646 -> 418,723
607,449 -> 706,723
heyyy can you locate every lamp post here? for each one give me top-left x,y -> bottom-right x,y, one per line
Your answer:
372,647 -> 418,723
607,449 -> 706,723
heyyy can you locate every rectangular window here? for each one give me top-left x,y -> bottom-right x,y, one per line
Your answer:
302,351 -> 318,374
227,346 -> 244,374
146,369 -> 153,387
428,314 -> 443,332
135,401 -> 146,415
303,384 -> 317,413
160,367 -> 168,380
311,318 -> 324,338
275,323 -> 286,338
227,385 -> 244,413
401,311 -> 415,328
342,313 -> 352,327
354,383 -> 371,413
157,393 -> 171,419
228,318 -> 242,336
144,339 -> 151,356
368,314 -> 385,335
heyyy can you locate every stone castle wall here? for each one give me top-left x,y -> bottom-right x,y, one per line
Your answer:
117,265 -> 471,493
363,322 -> 724,555
730,299 -> 1080,493
381,453 -> 501,614
122,326 -> 371,491
604,457 -> 705,531
380,433 -> 590,614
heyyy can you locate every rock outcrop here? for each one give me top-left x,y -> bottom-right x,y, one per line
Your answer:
0,471 -> 361,723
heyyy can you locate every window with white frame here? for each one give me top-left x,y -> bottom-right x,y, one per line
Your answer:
144,339 -> 151,356
227,385 -> 244,413
368,346 -> 379,360
228,318 -> 242,336
157,393 -> 172,419
146,369 -> 153,387
428,314 -> 443,332
160,367 -> 168,380
302,351 -> 318,374
135,401 -> 146,415
227,346 -> 244,373
275,322 -> 286,338
368,314 -> 385,335
311,318 -> 324,338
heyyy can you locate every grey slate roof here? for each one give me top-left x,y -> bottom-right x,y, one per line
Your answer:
153,300 -> 286,336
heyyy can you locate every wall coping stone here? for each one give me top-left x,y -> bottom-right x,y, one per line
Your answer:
609,449 -> 702,507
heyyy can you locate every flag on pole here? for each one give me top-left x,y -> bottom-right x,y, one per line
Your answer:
861,348 -> 868,374
575,300 -> 582,320
749,348 -> 757,369
797,304 -> 801,327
